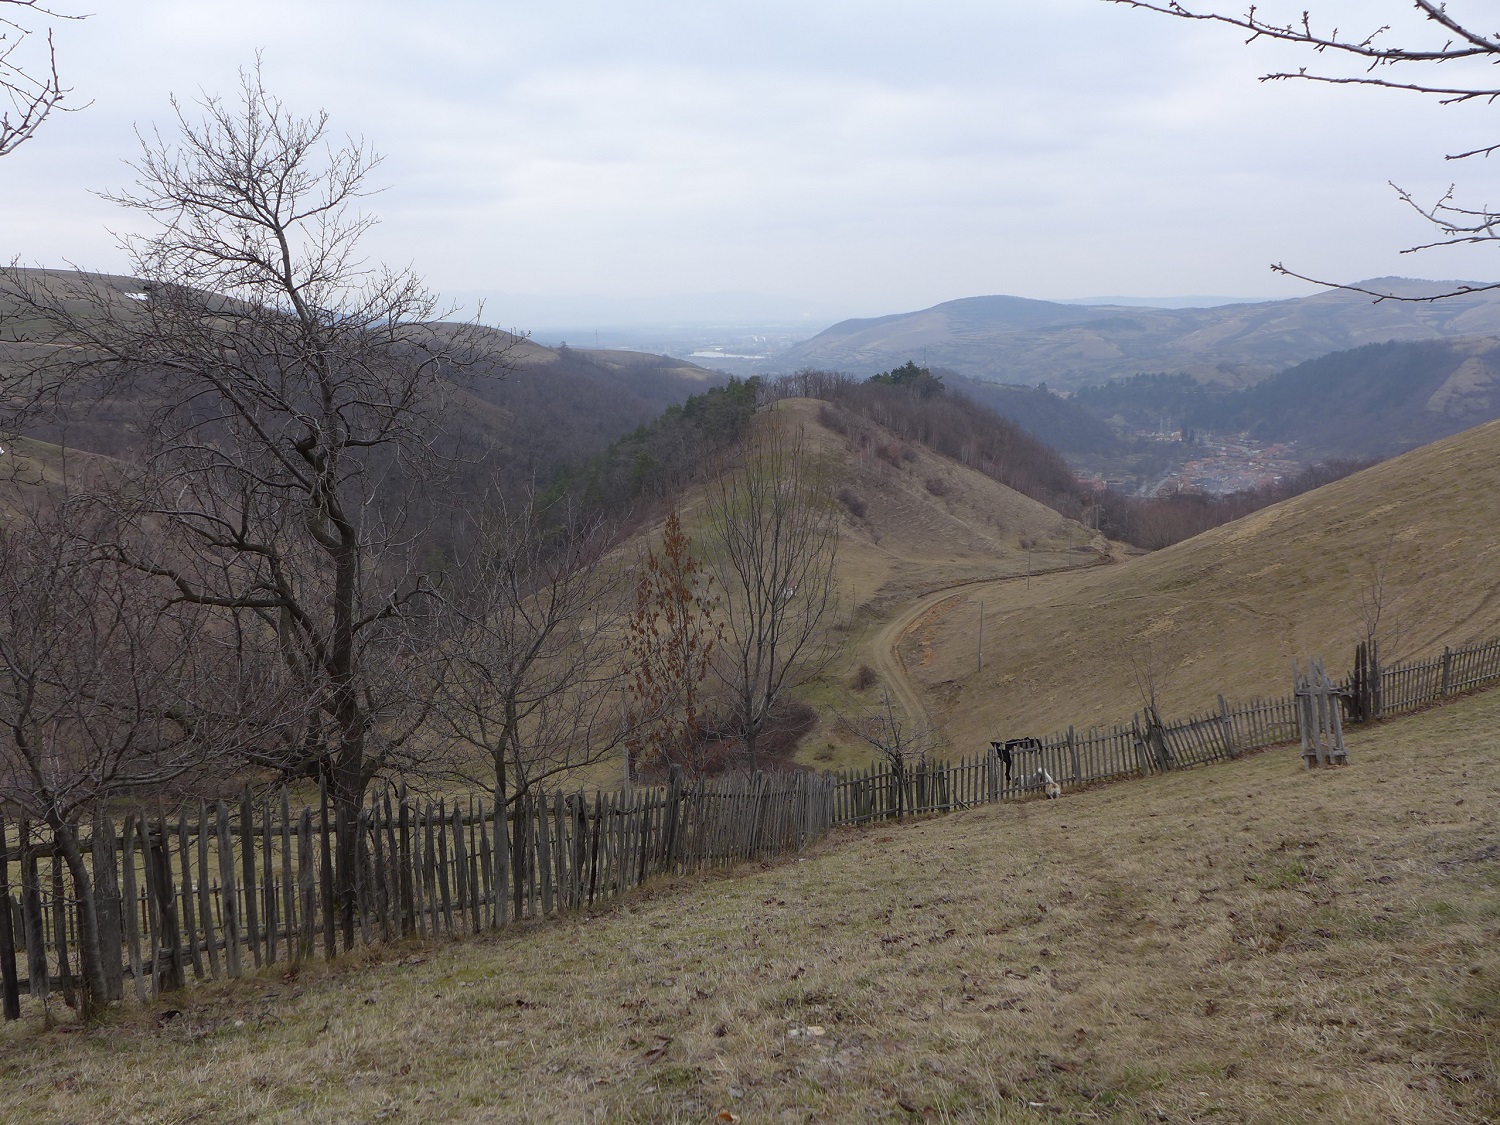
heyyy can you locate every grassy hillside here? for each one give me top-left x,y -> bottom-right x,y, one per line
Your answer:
5,684 -> 1497,1123
615,397 -> 1100,772
776,277 -> 1500,390
901,419 -> 1500,747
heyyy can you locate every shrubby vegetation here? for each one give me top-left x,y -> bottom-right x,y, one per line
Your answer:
763,365 -> 1369,550
539,376 -> 760,518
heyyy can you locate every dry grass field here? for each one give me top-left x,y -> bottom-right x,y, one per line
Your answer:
4,685 -> 1497,1123
901,419 -> 1500,748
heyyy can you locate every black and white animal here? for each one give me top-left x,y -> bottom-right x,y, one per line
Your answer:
991,737 -> 1042,785
1034,768 -> 1062,799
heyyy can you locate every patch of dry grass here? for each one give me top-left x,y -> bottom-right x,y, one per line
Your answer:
911,419 -> 1500,744
4,686 -> 1499,1123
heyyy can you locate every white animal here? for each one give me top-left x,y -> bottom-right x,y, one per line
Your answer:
1034,768 -> 1062,799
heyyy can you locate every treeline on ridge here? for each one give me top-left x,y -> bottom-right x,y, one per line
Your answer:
1073,339 -> 1493,458
761,366 -> 1369,550
536,362 -> 1370,551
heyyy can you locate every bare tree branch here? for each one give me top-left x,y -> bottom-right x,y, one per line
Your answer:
1106,1 -> 1500,301
1,65 -> 513,949
704,416 -> 842,771
0,1 -> 83,158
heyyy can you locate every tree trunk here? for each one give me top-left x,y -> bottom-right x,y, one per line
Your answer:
331,760 -> 366,954
50,821 -> 108,1019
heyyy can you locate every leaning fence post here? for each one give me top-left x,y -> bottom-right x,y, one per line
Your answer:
1217,694 -> 1237,759
239,790 -> 261,969
19,821 -> 47,1003
215,802 -> 242,979
0,808 -> 20,1020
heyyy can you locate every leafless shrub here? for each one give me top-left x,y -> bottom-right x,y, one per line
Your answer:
852,664 -> 878,691
924,476 -> 949,497
836,487 -> 868,518
817,403 -> 850,436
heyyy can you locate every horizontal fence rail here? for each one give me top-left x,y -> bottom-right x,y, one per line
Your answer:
5,635 -> 1500,1019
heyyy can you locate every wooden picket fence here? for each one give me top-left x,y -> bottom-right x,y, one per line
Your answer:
829,690 -> 1301,824
825,636 -> 1500,826
5,634 -> 1500,1019
0,768 -> 833,1015
1375,638 -> 1500,717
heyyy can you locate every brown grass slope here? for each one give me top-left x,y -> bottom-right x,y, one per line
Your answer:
771,399 -> 1102,611
593,398 -> 1100,773
4,685 -> 1497,1123
904,418 -> 1500,748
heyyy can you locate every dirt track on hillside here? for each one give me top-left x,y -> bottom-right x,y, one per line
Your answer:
870,557 -> 1112,743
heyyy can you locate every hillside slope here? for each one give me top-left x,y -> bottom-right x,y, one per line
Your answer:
900,419 -> 1500,747
743,398 -> 1102,615
6,686 -> 1497,1123
776,278 -> 1500,390
0,269 -> 722,501
1074,336 -> 1500,460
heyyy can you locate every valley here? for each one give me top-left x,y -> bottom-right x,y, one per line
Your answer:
8,6 -> 1500,1121
7,284 -> 1500,1122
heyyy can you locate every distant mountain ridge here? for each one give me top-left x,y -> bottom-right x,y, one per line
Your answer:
775,278 -> 1500,390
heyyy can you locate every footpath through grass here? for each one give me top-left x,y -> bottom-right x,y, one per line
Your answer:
3,689 -> 1499,1123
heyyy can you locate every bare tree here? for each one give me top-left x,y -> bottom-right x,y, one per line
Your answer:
703,420 -> 841,771
430,492 -> 631,805
0,498 -> 284,1014
1356,531 -> 1410,662
2,66 -> 509,945
836,688 -> 929,818
1106,1 -> 1500,299
0,1 -> 80,158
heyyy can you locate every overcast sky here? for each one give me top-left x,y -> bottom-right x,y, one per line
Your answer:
3,1 -> 1497,330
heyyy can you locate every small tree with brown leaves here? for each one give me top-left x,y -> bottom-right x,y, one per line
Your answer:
624,511 -> 722,780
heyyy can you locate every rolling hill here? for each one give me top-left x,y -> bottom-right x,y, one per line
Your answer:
891,417 -> 1500,749
0,269 -> 723,503
1076,336 -> 1500,460
774,278 -> 1500,390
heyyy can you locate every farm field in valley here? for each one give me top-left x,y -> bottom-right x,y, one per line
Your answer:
3,686 -> 1497,1123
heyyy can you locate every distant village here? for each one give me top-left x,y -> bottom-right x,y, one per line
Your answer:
1077,429 -> 1304,498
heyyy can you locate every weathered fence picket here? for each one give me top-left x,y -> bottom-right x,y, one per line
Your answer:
6,635 -> 1500,1019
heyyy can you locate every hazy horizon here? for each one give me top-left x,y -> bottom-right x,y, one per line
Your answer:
3,2 -> 1496,335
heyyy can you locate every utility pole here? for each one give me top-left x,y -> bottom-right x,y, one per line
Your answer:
977,601 -> 984,673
